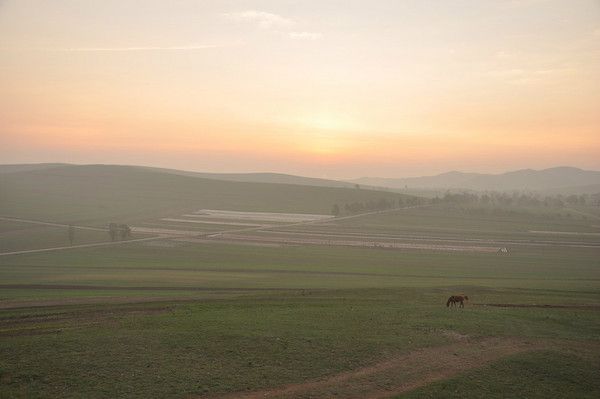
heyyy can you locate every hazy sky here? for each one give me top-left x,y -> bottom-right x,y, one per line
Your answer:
1,0 -> 599,178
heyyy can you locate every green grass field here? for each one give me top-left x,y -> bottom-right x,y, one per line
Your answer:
0,220 -> 114,253
401,350 -> 600,399
1,239 -> 599,398
286,203 -> 600,242
1,242 -> 599,291
1,167 -> 599,398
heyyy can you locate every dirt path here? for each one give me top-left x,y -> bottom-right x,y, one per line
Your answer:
1,206 -> 427,256
200,337 -> 542,399
209,233 -> 502,253
260,228 -> 600,249
0,215 -> 166,256
0,235 -> 163,257
0,216 -> 106,231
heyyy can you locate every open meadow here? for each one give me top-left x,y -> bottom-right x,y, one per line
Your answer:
1,166 -> 599,398
3,2 -> 600,397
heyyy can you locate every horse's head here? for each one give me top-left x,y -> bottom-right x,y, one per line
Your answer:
464,295 -> 469,300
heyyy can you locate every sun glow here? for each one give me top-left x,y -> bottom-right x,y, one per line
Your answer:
304,134 -> 348,156
300,113 -> 360,132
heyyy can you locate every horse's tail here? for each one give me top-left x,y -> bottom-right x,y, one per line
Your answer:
446,297 -> 451,307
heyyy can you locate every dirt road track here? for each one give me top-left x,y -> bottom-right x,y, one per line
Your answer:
1,205 -> 428,256
0,215 -> 166,256
475,303 -> 600,310
198,337 -> 544,399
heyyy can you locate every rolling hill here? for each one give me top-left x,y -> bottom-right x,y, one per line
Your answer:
0,163 -> 69,174
0,164 -> 412,225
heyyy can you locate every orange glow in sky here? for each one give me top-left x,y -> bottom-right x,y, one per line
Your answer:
1,0 -> 599,178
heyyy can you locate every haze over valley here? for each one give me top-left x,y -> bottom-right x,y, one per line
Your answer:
1,1 -> 599,398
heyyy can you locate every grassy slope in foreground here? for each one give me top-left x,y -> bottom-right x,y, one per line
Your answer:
0,164 -> 412,225
1,289 -> 599,399
399,350 -> 600,399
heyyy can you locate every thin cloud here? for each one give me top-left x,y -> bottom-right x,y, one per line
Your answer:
222,10 -> 293,29
288,32 -> 322,40
52,44 -> 225,52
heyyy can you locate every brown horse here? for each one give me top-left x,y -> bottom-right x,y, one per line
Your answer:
446,295 -> 469,308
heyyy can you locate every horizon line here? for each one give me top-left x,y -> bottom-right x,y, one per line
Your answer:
0,162 -> 597,181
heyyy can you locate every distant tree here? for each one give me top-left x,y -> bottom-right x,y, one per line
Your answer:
118,224 -> 131,240
108,223 -> 118,241
331,204 -> 340,217
68,225 -> 75,245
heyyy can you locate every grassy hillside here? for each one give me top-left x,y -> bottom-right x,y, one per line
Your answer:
0,164 -> 413,225
0,163 -> 68,174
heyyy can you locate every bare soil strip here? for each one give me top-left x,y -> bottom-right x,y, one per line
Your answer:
165,218 -> 267,227
200,337 -> 543,399
0,296 -> 195,310
132,226 -> 201,236
213,233 -> 501,253
0,304 -> 172,337
0,206 -> 428,256
529,230 -> 600,236
0,284 -> 298,292
475,303 -> 600,310
193,209 -> 333,223
176,238 -> 285,248
0,285 -> 303,309
259,228 -> 600,248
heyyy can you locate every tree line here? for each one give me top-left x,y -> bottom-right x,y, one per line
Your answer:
332,196 -> 425,216
108,223 -> 132,241
331,191 -> 599,216
432,191 -> 600,208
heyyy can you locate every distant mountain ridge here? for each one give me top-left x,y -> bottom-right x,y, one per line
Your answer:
2,163 -> 599,193
351,167 -> 600,192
